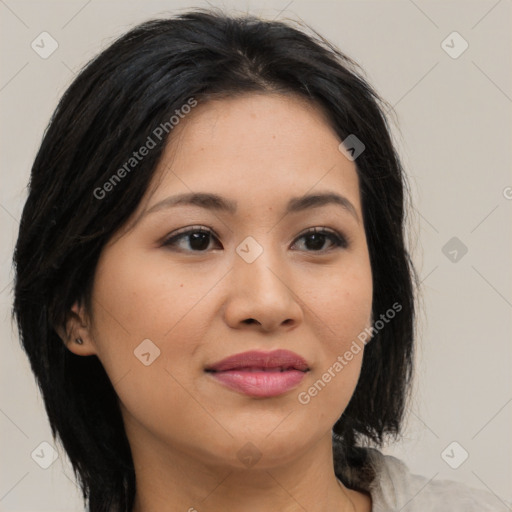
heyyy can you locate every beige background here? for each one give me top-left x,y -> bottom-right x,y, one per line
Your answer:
1,0 -> 511,510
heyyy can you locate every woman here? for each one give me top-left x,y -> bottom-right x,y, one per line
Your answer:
11,8 -> 504,512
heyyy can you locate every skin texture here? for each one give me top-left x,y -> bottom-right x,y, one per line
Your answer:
62,93 -> 373,512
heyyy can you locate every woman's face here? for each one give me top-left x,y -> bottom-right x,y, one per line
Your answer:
69,93 -> 373,470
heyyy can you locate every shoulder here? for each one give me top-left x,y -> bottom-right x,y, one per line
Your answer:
365,448 -> 508,511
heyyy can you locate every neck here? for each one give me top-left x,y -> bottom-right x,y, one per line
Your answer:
128,429 -> 370,512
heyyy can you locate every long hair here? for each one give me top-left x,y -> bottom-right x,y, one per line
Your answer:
12,8 -> 418,511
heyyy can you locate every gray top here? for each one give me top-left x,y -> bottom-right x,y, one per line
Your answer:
343,447 -> 509,511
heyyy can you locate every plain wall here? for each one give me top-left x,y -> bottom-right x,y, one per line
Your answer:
1,0 -> 511,510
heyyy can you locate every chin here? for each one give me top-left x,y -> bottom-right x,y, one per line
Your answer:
195,423 -> 323,471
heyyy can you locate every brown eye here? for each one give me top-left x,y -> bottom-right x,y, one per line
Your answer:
292,227 -> 348,252
162,227 -> 220,252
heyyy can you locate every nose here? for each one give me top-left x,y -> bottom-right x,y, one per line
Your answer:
223,243 -> 303,332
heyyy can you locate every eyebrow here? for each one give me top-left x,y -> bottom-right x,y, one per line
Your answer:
143,191 -> 360,222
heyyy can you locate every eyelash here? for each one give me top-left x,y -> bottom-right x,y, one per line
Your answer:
162,226 -> 349,253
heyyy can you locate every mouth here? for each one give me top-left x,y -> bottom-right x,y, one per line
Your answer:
205,349 -> 310,398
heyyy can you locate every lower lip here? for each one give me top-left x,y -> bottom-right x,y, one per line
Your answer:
208,370 -> 307,398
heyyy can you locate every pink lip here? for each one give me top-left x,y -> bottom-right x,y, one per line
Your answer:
205,349 -> 310,398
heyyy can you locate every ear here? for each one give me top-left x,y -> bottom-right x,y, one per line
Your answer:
55,301 -> 97,356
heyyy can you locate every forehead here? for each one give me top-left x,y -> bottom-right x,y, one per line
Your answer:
143,93 -> 362,217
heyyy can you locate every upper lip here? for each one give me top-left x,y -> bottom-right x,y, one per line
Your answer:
205,349 -> 310,372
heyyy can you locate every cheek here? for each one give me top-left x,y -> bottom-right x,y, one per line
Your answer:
87,251 -> 217,444
298,259 -> 372,410
309,258 -> 373,345
86,248 -> 196,397
90,244 -> 216,346
88,241 -> 225,383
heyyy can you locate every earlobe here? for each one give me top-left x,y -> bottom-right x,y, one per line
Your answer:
55,301 -> 97,356
66,336 -> 97,356
64,337 -> 97,356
